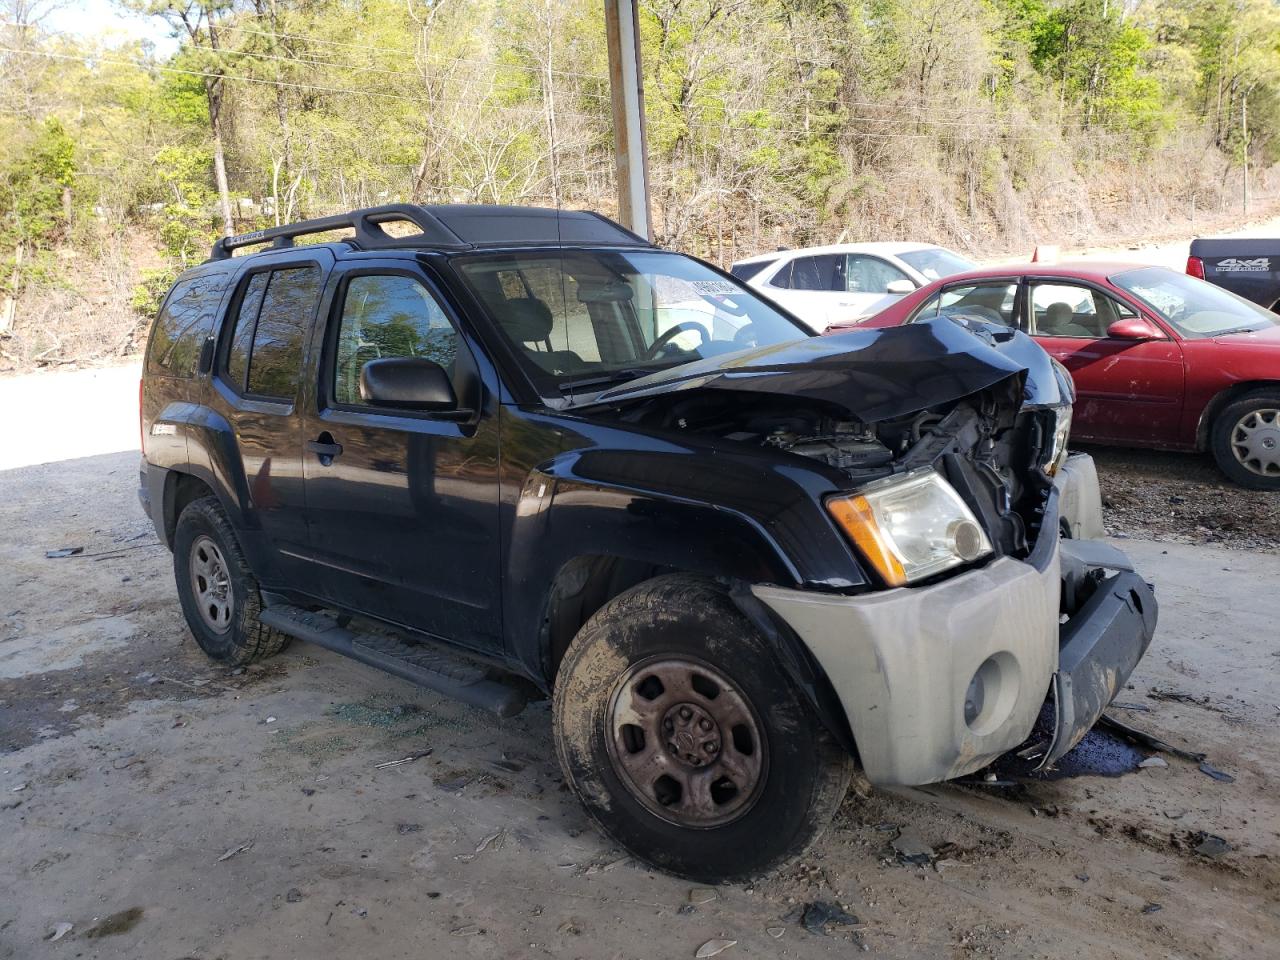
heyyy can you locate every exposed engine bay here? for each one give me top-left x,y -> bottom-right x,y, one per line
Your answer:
611,383 -> 1059,562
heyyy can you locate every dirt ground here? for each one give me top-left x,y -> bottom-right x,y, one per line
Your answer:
2,370 -> 1279,960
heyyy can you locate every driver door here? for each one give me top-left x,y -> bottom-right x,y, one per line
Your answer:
1026,280 -> 1185,445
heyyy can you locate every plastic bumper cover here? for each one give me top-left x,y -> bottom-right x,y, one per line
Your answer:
753,510 -> 1155,786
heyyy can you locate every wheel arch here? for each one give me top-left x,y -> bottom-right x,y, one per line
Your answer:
1195,380 -> 1280,451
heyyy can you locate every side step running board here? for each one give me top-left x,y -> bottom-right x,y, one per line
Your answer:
260,604 -> 527,718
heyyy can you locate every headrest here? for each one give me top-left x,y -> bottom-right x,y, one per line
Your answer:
498,297 -> 554,343
1044,302 -> 1073,325
576,279 -> 633,303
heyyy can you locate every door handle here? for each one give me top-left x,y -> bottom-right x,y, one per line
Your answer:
307,432 -> 343,466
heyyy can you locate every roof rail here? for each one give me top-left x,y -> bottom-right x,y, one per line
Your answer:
207,204 -> 468,262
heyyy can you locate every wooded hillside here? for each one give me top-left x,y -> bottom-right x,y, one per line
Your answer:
2,0 -> 1278,367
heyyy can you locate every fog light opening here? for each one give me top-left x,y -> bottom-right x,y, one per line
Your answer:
964,654 -> 1018,736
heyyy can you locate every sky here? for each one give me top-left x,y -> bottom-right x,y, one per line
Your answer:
43,0 -> 179,55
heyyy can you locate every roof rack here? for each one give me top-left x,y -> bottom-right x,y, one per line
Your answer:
208,204 -> 468,262
206,203 -> 651,263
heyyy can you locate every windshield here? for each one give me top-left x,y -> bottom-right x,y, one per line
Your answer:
1111,266 -> 1279,338
897,247 -> 976,282
455,249 -> 810,396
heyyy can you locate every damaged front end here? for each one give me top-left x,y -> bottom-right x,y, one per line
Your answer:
583,317 -> 1156,785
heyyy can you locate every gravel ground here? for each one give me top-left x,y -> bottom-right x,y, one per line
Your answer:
1084,445 -> 1280,553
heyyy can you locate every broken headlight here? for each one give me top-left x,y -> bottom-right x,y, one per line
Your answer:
1042,405 -> 1072,477
827,469 -> 992,587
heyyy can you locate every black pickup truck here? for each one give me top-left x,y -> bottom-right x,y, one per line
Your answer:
139,203 -> 1156,881
1188,237 -> 1280,312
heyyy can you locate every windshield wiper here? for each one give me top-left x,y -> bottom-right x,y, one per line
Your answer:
557,368 -> 654,394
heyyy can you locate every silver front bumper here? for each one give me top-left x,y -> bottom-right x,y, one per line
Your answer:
755,548 -> 1061,786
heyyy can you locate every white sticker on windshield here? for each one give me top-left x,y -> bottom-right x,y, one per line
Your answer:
691,280 -> 740,296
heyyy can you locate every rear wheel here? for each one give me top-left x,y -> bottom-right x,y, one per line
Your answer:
552,575 -> 852,881
173,496 -> 289,665
1211,389 -> 1280,490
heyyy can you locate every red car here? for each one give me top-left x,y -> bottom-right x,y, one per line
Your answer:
829,262 -> 1280,489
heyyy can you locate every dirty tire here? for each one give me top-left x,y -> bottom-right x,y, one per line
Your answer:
173,495 -> 289,665
553,575 -> 852,882
1210,388 -> 1280,490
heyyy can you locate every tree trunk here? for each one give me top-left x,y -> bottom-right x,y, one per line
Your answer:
205,76 -> 235,237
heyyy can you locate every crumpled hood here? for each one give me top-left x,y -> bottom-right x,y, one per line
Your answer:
592,317 -> 1066,422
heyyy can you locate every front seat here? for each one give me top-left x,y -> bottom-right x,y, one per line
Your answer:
497,297 -> 584,375
1040,301 -> 1093,337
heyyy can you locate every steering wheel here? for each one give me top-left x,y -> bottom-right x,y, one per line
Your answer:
643,320 -> 711,360
732,323 -> 759,349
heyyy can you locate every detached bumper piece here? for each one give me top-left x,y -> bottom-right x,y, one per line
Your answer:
1036,547 -> 1158,770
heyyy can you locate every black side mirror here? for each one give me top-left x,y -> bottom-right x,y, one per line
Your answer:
359,357 -> 456,411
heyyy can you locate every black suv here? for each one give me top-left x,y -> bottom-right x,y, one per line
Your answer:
140,204 -> 1157,881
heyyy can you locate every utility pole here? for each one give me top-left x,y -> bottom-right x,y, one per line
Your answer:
604,0 -> 651,240
1242,90 -> 1249,215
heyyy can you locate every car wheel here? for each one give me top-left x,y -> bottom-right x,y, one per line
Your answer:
173,495 -> 289,665
552,575 -> 852,882
1210,389 -> 1280,490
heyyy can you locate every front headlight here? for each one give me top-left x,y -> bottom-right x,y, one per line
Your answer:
826,469 -> 992,587
1043,406 -> 1072,477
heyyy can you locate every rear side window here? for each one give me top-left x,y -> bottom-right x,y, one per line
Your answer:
729,259 -> 775,282
912,281 -> 1018,328
146,273 -> 229,377
223,265 -> 322,400
776,254 -> 841,291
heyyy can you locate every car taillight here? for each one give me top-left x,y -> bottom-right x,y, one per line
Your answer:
138,378 -> 144,451
1186,256 -> 1205,279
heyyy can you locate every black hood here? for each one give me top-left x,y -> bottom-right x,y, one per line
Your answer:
591,317 -> 1068,422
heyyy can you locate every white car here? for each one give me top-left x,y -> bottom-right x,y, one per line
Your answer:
729,242 -> 976,331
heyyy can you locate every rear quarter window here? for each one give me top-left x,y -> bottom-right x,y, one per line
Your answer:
146,273 -> 230,377
729,259 -> 775,282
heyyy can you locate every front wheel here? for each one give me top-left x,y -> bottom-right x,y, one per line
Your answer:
1210,390 -> 1280,490
552,575 -> 852,882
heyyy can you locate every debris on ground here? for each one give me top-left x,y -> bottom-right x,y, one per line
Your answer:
688,888 -> 718,905
1098,715 -> 1207,763
891,826 -> 935,866
792,901 -> 860,935
456,830 -> 504,862
46,922 -> 73,942
766,926 -> 785,939
1142,903 -> 1163,914
286,888 -> 302,903
1138,756 -> 1169,769
695,938 -> 736,957
1192,833 -> 1232,858
1198,761 -> 1236,782
450,923 -> 482,936
397,823 -> 422,835
375,749 -> 433,768
45,547 -> 83,558
216,841 -> 253,862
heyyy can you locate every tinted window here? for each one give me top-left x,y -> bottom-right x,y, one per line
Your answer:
226,273 -> 269,389
913,281 -> 1018,327
1029,282 -> 1134,338
779,254 -> 841,291
147,273 -> 229,377
245,267 -> 321,399
333,275 -> 459,406
844,255 -> 909,293
729,259 -> 775,282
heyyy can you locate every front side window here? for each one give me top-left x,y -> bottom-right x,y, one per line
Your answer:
147,272 -> 229,377
223,265 -> 322,400
1029,282 -> 1135,338
454,249 -> 810,395
1112,266 -> 1279,338
776,254 -> 841,291
844,255 -> 910,293
912,281 -> 1018,327
332,274 -> 459,406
